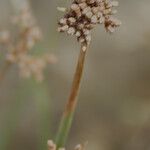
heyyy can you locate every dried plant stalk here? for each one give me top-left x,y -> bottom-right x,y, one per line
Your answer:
56,0 -> 121,148
55,44 -> 87,149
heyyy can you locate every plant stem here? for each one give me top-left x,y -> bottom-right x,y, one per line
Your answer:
55,44 -> 88,149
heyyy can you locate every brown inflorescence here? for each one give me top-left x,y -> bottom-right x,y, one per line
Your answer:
58,0 -> 121,45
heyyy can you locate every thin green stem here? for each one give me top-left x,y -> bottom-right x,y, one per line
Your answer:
55,44 -> 88,149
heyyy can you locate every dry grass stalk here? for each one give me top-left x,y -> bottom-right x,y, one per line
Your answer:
55,44 -> 87,149
56,0 -> 121,149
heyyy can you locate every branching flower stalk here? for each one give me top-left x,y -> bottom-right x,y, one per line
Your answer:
55,0 -> 121,149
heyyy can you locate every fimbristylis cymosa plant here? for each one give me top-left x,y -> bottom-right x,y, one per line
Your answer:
48,0 -> 121,149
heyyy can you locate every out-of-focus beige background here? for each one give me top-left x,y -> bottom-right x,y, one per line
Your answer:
0,0 -> 150,150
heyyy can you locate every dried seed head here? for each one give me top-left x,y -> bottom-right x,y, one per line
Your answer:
75,31 -> 81,37
58,0 -> 121,45
92,7 -> 99,14
83,29 -> 90,35
47,140 -> 56,150
85,11 -> 93,18
85,34 -> 91,44
68,17 -> 76,24
59,18 -> 67,25
78,36 -> 85,43
82,7 -> 91,14
91,15 -> 98,23
71,4 -> 80,11
58,25 -> 69,32
79,3 -> 87,9
67,27 -> 76,35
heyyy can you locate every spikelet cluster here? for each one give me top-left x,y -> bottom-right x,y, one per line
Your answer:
0,2 -> 57,82
58,0 -> 121,45
47,140 -> 86,150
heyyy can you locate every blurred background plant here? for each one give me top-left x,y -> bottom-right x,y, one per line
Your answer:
0,0 -> 57,82
1,0 -> 150,150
